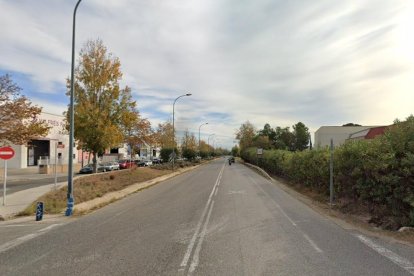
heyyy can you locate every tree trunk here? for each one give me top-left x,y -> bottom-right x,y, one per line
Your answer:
92,152 -> 97,173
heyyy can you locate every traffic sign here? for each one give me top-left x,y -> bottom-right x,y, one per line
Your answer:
0,147 -> 15,160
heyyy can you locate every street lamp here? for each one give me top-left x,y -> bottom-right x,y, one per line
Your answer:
172,93 -> 191,170
208,134 -> 215,157
66,0 -> 83,217
198,122 -> 208,155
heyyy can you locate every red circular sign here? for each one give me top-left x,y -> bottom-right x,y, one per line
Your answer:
0,147 -> 15,160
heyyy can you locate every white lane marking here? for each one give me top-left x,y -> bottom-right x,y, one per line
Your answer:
0,223 -> 62,253
302,233 -> 323,253
180,163 -> 225,268
249,175 -> 325,253
250,176 -> 297,227
189,200 -> 215,274
356,234 -> 414,275
38,223 -> 62,232
273,202 -> 297,227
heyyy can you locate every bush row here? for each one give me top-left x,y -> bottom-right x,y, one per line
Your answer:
241,116 -> 414,229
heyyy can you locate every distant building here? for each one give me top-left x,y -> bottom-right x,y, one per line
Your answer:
348,126 -> 388,141
0,112 -> 78,169
314,125 -> 385,148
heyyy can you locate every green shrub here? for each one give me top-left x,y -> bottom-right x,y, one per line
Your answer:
240,115 -> 414,229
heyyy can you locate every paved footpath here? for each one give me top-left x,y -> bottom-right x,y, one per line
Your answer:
0,181 -> 66,219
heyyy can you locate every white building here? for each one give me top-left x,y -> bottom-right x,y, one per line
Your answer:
314,126 -> 383,148
0,112 -> 78,169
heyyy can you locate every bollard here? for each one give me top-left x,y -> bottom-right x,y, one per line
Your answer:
35,202 -> 44,221
65,197 -> 74,216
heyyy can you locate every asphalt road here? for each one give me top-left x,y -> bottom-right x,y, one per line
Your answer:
1,158 -> 414,275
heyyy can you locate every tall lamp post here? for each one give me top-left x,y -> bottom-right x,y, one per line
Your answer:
66,0 -> 83,217
198,122 -> 208,155
172,93 -> 191,170
207,134 -> 215,157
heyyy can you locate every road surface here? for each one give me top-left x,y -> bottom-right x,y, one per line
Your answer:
1,158 -> 414,275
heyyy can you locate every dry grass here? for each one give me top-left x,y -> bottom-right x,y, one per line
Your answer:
22,167 -> 170,215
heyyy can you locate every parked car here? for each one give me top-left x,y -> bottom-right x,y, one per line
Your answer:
135,160 -> 146,167
152,158 -> 162,164
118,159 -> 136,169
79,163 -> 105,174
102,161 -> 120,171
144,160 -> 153,166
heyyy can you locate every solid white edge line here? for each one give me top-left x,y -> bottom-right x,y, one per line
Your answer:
180,162 -> 225,268
188,200 -> 215,274
356,234 -> 414,275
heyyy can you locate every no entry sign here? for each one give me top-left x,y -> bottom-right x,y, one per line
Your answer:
0,147 -> 15,160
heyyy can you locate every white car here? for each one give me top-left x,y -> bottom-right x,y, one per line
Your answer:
103,161 -> 120,171
144,160 -> 152,166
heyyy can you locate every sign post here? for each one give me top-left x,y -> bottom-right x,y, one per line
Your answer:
257,148 -> 263,167
0,146 -> 15,206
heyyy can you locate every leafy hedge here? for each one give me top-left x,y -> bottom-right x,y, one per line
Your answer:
241,116 -> 414,229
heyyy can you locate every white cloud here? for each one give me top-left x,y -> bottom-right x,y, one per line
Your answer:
1,0 -> 413,148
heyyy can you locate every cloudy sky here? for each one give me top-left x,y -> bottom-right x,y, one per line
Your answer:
1,0 -> 413,148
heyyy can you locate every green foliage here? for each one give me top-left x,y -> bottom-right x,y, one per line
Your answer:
199,150 -> 208,159
292,122 -> 310,151
241,115 -> 414,229
182,148 -> 196,160
231,145 -> 239,157
160,148 -> 174,162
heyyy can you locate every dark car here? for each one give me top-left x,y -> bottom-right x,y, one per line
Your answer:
152,158 -> 162,164
118,159 -> 136,169
79,163 -> 105,174
135,160 -> 146,167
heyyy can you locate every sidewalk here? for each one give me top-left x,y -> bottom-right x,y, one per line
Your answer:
0,167 -> 68,182
0,181 -> 67,220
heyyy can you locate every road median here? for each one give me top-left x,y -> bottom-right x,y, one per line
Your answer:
19,162 -> 205,217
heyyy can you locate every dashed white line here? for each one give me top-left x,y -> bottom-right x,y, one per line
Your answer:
0,223 -> 62,253
180,163 -> 225,269
302,233 -> 323,253
188,200 -> 215,274
356,234 -> 414,275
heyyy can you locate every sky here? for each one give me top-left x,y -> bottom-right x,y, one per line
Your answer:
1,0 -> 413,149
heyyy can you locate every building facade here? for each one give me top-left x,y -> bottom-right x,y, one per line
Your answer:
0,112 -> 78,169
314,126 -> 383,148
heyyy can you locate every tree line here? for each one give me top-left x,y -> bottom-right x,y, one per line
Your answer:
1,39 -> 225,171
234,120 -> 311,155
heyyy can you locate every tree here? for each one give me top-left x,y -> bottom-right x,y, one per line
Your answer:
342,123 -> 361,126
236,121 -> 256,151
0,74 -> 50,145
231,145 -> 239,157
67,39 -> 136,172
181,130 -> 197,151
199,140 -> 211,158
273,126 -> 295,150
252,135 -> 272,149
292,122 -> 310,151
154,121 -> 175,148
121,95 -> 153,160
182,148 -> 196,160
